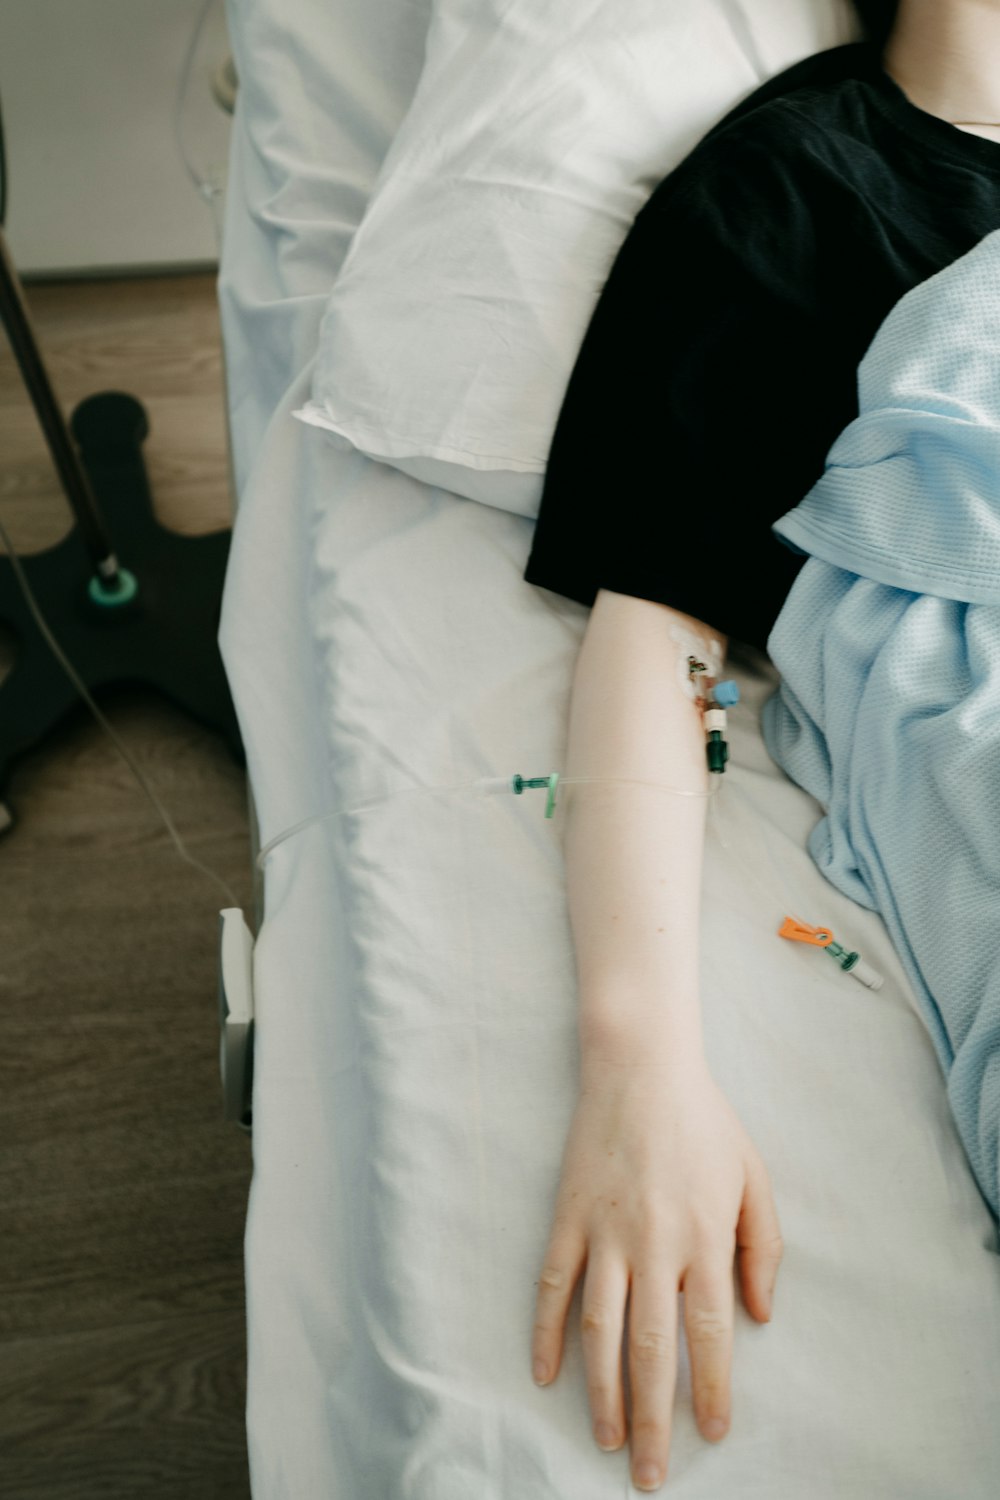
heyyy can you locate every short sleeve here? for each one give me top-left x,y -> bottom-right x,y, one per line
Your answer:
522,126 -> 854,648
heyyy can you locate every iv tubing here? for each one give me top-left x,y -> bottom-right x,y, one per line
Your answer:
0,504 -> 882,999
255,774 -> 720,873
0,510 -> 241,909
0,482 -> 883,997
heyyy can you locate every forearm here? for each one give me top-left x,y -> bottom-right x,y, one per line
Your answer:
561,589 -> 725,1070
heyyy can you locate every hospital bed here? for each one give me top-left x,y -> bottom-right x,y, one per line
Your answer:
214,1 -> 1000,1494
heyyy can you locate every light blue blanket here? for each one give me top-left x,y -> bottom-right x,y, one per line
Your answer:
762,227 -> 1000,1224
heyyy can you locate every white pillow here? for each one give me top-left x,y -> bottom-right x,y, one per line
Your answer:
221,0 -> 432,493
294,0 -> 859,518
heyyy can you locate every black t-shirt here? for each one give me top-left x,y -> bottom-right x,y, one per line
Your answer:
522,43 -> 1000,651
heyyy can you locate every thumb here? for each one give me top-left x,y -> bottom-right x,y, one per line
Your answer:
735,1150 -> 784,1323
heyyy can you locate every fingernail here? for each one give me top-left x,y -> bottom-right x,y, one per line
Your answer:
533,1359 -> 548,1385
595,1422 -> 619,1450
634,1462 -> 661,1490
703,1417 -> 728,1441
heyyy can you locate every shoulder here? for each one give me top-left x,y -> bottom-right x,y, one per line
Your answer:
625,44 -> 883,294
700,42 -> 880,141
641,42 -> 883,222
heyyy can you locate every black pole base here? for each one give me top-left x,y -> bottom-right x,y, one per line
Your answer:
0,390 -> 244,833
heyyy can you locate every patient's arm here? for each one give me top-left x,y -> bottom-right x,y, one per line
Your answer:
530,588 -> 784,1492
562,588 -> 719,1047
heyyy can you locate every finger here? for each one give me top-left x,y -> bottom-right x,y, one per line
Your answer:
531,1226 -> 587,1387
682,1258 -> 734,1442
580,1250 -> 629,1451
736,1151 -> 784,1323
626,1248 -> 680,1492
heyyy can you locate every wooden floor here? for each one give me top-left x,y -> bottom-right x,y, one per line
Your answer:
0,270 -> 254,1497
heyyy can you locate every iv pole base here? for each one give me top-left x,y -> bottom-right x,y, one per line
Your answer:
0,390 -> 244,833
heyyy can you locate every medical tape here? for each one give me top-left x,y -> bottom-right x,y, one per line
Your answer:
668,620 -> 723,701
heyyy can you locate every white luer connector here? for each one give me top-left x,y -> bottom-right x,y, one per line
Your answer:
704,708 -> 727,732
847,955 -> 885,991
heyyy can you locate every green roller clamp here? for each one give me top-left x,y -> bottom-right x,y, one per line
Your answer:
510,773 -> 561,818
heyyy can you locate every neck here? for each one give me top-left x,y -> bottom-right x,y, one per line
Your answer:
883,0 -> 1000,135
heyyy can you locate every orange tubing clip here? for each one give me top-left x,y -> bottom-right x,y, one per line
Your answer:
779,916 -> 834,948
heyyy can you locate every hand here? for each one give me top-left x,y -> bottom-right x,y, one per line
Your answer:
530,1053 -> 783,1491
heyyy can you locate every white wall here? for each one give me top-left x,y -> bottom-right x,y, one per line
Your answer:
1,0 -> 232,279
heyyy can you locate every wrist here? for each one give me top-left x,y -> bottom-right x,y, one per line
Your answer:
579,1004 -> 707,1083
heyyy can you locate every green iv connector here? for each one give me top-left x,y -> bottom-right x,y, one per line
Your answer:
707,730 -> 729,774
824,940 -> 860,972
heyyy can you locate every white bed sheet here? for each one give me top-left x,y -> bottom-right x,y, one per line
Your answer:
221,371 -> 1000,1496
216,8 -> 1000,1497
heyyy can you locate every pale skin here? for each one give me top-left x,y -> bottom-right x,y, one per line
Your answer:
530,3 -> 1000,1492
883,0 -> 1000,144
529,593 -> 779,1494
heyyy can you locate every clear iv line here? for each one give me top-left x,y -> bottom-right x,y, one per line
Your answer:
255,774 -> 720,872
0,500 -> 883,994
0,0 -> 237,910
0,500 -> 718,909
174,0 -> 227,208
0,511 -> 242,909
0,505 -> 715,909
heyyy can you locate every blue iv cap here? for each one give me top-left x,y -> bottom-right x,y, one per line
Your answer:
713,680 -> 740,708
